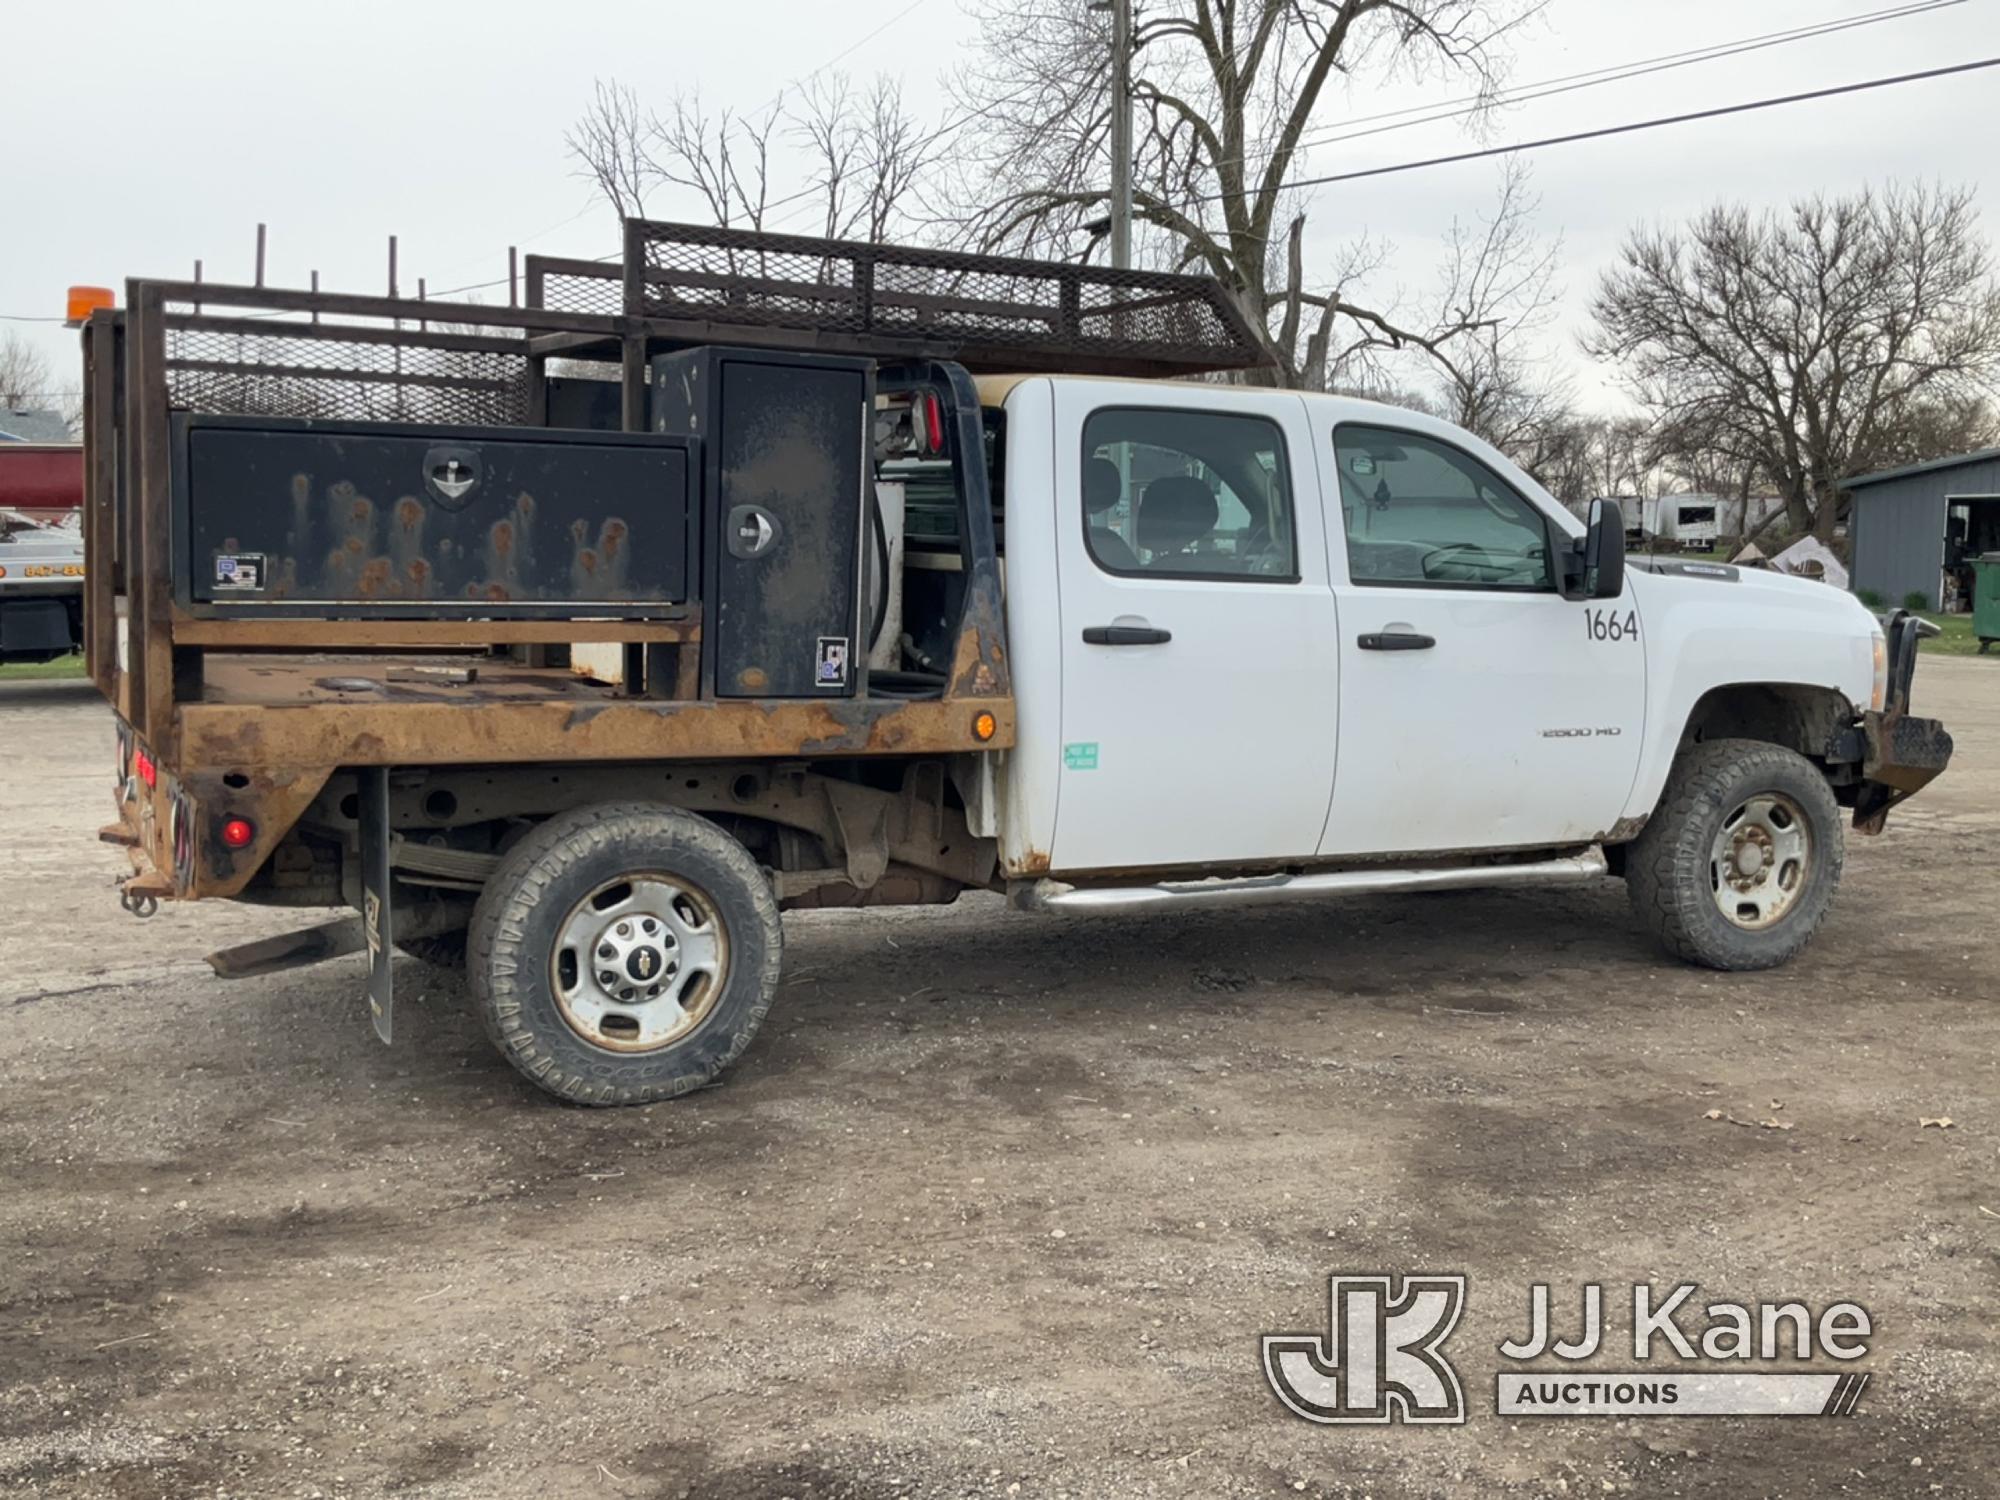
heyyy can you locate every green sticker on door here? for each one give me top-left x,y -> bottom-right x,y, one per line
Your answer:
1063,742 -> 1100,771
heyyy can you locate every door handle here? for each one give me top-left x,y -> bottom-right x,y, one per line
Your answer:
1083,624 -> 1172,646
1357,631 -> 1435,651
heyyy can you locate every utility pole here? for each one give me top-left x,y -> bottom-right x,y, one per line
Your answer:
1109,0 -> 1133,269
1090,0 -> 1134,269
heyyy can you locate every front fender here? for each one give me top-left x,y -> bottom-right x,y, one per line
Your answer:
1618,567 -> 1876,825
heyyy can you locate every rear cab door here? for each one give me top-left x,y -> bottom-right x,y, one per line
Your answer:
1039,381 -> 1339,872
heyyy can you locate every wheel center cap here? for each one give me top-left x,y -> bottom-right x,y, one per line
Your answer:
1734,844 -> 1769,878
625,947 -> 663,982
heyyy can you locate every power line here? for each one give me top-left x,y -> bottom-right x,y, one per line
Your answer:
418,200 -> 602,295
752,0 -> 929,118
0,313 -> 65,323
1250,0 -> 1959,172
1197,55 -> 2000,202
1217,0 -> 1961,176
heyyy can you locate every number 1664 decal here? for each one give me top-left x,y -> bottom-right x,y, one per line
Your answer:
1586,607 -> 1638,643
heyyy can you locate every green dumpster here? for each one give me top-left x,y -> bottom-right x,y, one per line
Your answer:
1975,552 -> 2000,652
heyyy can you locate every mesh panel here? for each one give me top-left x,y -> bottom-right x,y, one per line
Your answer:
631,221 -> 1263,367
1075,278 -> 1237,351
873,261 -> 1054,341
535,270 -> 624,317
642,242 -> 860,328
165,324 -> 531,426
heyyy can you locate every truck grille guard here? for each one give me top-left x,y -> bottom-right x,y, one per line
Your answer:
1853,608 -> 1952,834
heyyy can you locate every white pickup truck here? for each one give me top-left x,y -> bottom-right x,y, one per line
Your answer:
982,378 -> 1934,922
96,281 -> 1952,1108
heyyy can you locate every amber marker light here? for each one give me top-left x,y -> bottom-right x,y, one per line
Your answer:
972,711 -> 998,742
65,286 -> 115,328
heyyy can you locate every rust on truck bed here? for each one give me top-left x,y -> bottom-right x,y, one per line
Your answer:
177,654 -> 1014,767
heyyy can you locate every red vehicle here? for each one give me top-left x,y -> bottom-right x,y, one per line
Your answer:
0,441 -> 83,523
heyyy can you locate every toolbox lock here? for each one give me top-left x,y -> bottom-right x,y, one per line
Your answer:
727,503 -> 782,560
422,445 -> 482,509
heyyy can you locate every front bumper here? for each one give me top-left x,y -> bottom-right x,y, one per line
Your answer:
1851,609 -> 1954,833
1853,709 -> 1953,833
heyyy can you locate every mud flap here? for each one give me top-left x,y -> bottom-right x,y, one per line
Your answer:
358,766 -> 394,1044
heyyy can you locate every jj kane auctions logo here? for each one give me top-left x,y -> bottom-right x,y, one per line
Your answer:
1264,1276 -> 1873,1423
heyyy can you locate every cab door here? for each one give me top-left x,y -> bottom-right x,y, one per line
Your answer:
1048,385 -> 1339,873
1318,418 -> 1645,857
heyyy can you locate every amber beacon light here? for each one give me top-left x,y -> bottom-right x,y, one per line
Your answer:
65,286 -> 115,327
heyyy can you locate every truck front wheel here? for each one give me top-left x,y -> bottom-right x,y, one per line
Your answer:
1624,738 -> 1845,971
467,803 -> 783,1105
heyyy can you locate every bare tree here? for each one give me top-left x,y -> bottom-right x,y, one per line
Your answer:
941,0 -> 1539,389
652,94 -> 780,230
1587,182 -> 2000,539
1519,413 -> 1654,513
1857,391 -> 1999,474
0,331 -> 55,411
567,80 -> 657,221
567,81 -> 780,229
1422,160 -> 1569,467
568,74 -> 935,242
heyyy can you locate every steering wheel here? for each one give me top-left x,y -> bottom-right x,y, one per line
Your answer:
1419,540 -> 1492,575
1420,540 -> 1537,583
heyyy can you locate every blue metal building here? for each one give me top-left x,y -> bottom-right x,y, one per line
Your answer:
1844,449 -> 2000,611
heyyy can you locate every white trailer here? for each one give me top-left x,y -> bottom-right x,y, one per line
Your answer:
1641,493 -> 1723,549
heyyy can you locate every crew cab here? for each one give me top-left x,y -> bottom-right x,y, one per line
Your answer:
79,223 -> 1951,1106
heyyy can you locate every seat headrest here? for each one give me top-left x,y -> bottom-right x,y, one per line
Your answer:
1083,457 -> 1122,515
1137,476 -> 1219,554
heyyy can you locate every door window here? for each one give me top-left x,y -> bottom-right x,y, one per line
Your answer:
1082,408 -> 1296,580
1333,424 -> 1553,590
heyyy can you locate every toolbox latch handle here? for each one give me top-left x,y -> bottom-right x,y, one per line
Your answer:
423,446 -> 482,509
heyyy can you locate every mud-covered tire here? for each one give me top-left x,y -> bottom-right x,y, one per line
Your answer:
467,803 -> 783,1106
1624,738 -> 1844,971
396,931 -> 468,970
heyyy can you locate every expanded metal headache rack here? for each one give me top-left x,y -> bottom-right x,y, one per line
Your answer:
532,219 -> 1269,379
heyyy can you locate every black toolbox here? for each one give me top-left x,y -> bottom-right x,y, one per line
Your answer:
651,347 -> 872,698
173,415 -> 695,617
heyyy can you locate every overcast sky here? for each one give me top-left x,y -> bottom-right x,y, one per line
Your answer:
3,0 -> 1994,413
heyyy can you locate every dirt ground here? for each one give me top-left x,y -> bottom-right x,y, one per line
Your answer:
2,661 -> 1996,1500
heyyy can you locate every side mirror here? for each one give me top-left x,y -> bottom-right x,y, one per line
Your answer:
1567,498 -> 1625,600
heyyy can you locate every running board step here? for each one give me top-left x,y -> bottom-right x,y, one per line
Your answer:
1015,848 -> 1609,914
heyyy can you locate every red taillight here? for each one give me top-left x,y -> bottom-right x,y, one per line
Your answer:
921,392 -> 944,454
135,747 -> 157,789
220,817 -> 256,850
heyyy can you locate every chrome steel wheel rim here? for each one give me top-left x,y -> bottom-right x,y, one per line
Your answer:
550,875 -> 728,1052
1709,792 -> 1812,930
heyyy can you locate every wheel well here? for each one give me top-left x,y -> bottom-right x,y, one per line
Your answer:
1679,683 -> 1855,764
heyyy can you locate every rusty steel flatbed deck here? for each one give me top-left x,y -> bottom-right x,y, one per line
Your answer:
178,655 -> 1014,770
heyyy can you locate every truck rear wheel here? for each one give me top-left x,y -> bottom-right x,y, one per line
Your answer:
1624,738 -> 1844,970
467,803 -> 783,1105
